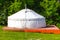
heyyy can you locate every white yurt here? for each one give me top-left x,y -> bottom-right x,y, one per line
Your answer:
8,8 -> 46,29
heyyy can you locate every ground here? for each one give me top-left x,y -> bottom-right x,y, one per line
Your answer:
0,26 -> 60,40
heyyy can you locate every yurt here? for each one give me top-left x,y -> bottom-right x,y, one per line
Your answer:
8,8 -> 46,29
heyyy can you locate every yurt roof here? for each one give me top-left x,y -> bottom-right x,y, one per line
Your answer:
8,9 -> 45,20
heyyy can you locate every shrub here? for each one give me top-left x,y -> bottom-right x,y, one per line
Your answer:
8,0 -> 22,16
40,0 -> 60,27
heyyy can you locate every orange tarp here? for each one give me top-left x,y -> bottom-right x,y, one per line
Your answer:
2,25 -> 60,34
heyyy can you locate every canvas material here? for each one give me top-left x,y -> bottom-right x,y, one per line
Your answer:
8,9 -> 46,28
8,19 -> 46,29
8,9 -> 44,20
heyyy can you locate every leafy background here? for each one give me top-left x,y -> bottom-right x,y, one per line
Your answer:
0,0 -> 60,28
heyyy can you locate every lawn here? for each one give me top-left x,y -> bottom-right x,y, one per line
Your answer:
0,26 -> 60,40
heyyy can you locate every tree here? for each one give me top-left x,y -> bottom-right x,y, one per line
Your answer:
8,0 -> 22,16
40,0 -> 60,26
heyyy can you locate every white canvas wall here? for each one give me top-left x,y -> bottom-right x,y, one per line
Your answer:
8,9 -> 46,29
8,19 -> 46,29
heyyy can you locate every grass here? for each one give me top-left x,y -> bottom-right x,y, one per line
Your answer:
0,26 -> 60,40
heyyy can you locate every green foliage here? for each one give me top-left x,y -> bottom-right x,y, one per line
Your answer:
40,0 -> 60,27
0,0 -> 22,25
8,0 -> 22,16
0,0 -> 11,25
26,0 -> 34,5
40,0 -> 59,17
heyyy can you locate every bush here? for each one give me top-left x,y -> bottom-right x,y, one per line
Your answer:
0,0 -> 11,25
8,0 -> 22,16
0,0 -> 22,25
40,0 -> 60,27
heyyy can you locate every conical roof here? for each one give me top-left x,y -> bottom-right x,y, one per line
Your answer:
8,9 -> 45,20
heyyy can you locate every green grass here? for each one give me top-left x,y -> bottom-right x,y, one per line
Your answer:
0,26 -> 60,40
